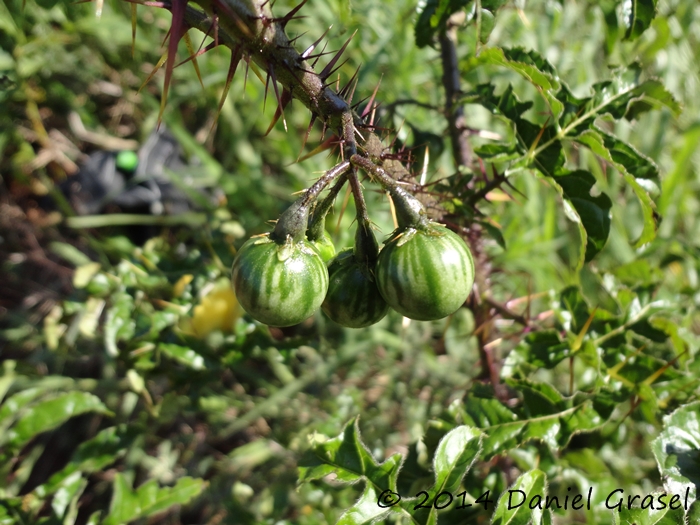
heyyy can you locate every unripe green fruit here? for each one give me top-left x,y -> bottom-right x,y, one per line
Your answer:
115,150 -> 139,173
376,224 -> 474,321
231,235 -> 329,327
322,248 -> 389,328
310,231 -> 336,263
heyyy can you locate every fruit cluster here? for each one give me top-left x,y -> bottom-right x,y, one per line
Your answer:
231,159 -> 475,328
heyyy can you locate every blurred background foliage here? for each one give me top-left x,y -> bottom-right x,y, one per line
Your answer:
1,0 -> 700,523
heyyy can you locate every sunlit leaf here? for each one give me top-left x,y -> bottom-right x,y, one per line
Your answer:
492,469 -> 547,525
103,473 -> 207,525
651,401 -> 700,502
3,391 -> 111,452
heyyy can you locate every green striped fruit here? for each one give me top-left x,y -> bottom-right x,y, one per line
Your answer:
231,234 -> 329,327
376,224 -> 474,321
322,248 -> 389,328
310,231 -> 336,263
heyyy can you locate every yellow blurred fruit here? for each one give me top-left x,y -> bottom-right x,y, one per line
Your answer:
191,283 -> 242,337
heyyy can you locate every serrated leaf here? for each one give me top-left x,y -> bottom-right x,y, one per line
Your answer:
103,474 -> 206,525
577,128 -> 658,179
473,142 -> 520,162
466,47 -> 562,115
472,83 -> 564,176
575,128 -> 659,246
492,469 -> 547,525
511,330 -> 570,369
298,418 -> 403,491
3,391 -> 111,452
651,401 -> 700,502
458,383 -> 607,459
336,485 -> 391,525
555,75 -> 680,136
553,170 -> 612,265
622,0 -> 658,40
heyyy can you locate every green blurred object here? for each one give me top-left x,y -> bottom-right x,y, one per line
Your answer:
115,150 -> 139,173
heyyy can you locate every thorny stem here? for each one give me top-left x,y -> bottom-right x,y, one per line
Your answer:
439,15 -> 472,169
271,160 -> 350,243
439,13 -> 501,397
184,1 -> 360,137
350,154 -> 428,230
307,172 -> 348,242
178,0 -> 503,393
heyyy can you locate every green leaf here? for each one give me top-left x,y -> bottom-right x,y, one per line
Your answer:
575,129 -> 659,247
158,343 -> 206,370
458,383 -> 607,459
559,286 -> 591,335
103,474 -> 207,525
510,330 -> 570,369
397,425 -> 482,525
414,0 -> 506,48
477,220 -> 506,249
104,292 -> 135,357
492,469 -> 547,525
611,492 -> 686,524
553,170 -> 612,265
336,485 -> 391,525
34,426 -> 138,498
3,391 -> 111,452
434,426 -> 482,495
48,242 -> 92,267
651,401 -> 700,502
298,417 -> 403,490
50,471 -> 88,520
622,0 -> 658,40
465,47 -> 562,116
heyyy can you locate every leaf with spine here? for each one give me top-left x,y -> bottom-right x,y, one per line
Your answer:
492,469 -> 547,525
2,391 -> 111,452
469,68 -> 679,263
298,419 -> 482,525
651,401 -> 700,502
453,383 -> 608,460
622,0 -> 659,40
298,417 -> 402,524
472,83 -> 564,176
464,47 -> 563,116
103,473 -> 207,525
574,129 -> 659,247
610,492 -> 686,525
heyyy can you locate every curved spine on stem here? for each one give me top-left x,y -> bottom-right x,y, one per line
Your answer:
271,160 -> 350,243
349,154 -> 428,230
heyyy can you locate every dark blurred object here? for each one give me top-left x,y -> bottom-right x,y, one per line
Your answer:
58,127 -> 193,217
